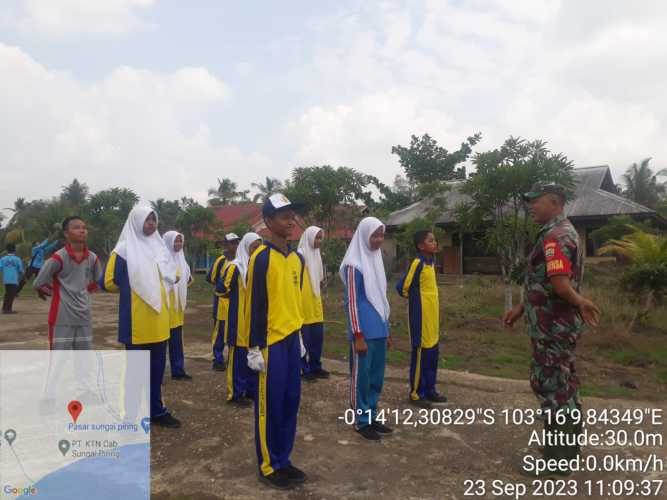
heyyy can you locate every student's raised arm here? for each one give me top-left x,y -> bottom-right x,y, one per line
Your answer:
396,258 -> 422,298
247,248 -> 269,349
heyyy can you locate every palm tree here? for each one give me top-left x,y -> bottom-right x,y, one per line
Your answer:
60,179 -> 89,208
4,197 -> 28,227
622,158 -> 666,209
599,228 -> 667,332
251,177 -> 283,202
208,178 -> 240,206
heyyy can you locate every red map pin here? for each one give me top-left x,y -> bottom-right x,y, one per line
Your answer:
68,400 -> 83,423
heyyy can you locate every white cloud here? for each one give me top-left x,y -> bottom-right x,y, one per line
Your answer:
288,0 -> 667,186
17,0 -> 157,36
0,43 -> 271,212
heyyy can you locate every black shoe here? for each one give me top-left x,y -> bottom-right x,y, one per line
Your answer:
212,362 -> 226,372
151,413 -> 181,429
371,422 -> 393,434
425,393 -> 448,404
356,425 -> 381,441
408,398 -> 432,409
227,397 -> 252,407
259,470 -> 292,490
172,374 -> 192,381
302,372 -> 317,383
285,465 -> 306,483
313,369 -> 330,379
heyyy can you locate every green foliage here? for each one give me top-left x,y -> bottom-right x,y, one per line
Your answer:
84,188 -> 139,256
622,158 -> 666,210
320,237 -> 347,274
207,177 -> 249,206
394,217 -> 445,263
599,229 -> 667,302
251,177 -> 284,202
150,198 -> 182,233
60,179 -> 89,208
284,166 -> 376,233
457,137 -> 575,285
176,199 -> 221,267
391,133 -> 481,185
590,215 -> 656,247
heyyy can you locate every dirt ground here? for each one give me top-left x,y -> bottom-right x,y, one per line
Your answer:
1,294 -> 666,499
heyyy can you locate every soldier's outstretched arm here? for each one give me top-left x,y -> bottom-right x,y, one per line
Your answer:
550,275 -> 601,327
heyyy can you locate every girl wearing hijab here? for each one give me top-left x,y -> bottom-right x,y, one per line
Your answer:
217,232 -> 262,406
163,231 -> 193,381
341,217 -> 393,441
298,226 -> 328,382
100,206 -> 181,428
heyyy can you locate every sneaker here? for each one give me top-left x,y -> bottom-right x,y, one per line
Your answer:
259,470 -> 292,490
313,369 -> 330,379
212,362 -> 226,372
227,397 -> 252,407
356,425 -> 381,441
371,422 -> 393,435
285,465 -> 306,483
151,413 -> 181,429
408,398 -> 432,409
425,393 -> 448,404
302,372 -> 318,383
172,374 -> 193,381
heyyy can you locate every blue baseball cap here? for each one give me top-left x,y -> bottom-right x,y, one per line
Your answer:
262,193 -> 304,218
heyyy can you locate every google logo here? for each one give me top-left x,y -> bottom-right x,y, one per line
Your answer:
3,484 -> 38,496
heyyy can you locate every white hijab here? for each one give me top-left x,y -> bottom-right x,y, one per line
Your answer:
163,231 -> 191,312
232,232 -> 262,285
112,206 -> 175,313
298,226 -> 324,297
339,217 -> 390,321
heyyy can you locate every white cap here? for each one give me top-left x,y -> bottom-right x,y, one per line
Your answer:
225,233 -> 240,241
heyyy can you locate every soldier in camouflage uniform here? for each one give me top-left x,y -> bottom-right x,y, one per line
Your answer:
503,182 -> 600,476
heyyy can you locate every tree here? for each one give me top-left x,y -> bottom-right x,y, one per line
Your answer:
391,133 -> 481,186
599,229 -> 667,332
4,197 -> 28,227
251,177 -> 284,202
60,179 -> 89,208
207,178 -> 248,206
590,215 -> 656,248
456,137 -> 576,310
176,200 -> 220,268
622,158 -> 666,209
150,198 -> 182,234
283,166 -> 376,234
85,188 -> 139,257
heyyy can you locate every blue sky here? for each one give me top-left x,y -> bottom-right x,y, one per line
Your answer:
2,0 -> 666,217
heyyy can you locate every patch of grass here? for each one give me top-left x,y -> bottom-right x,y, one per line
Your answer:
580,384 -> 636,399
658,370 -> 667,384
440,354 -> 467,370
386,350 -> 409,364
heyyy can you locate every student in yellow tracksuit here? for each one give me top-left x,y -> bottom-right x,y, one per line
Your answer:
246,194 -> 307,491
163,231 -> 194,381
100,206 -> 181,428
396,230 -> 448,408
217,232 -> 262,406
207,233 -> 240,371
297,226 -> 329,382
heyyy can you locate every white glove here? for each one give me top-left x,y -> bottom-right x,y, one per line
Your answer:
299,333 -> 306,358
247,348 -> 266,372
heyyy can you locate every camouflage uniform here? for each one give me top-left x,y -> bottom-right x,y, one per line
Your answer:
524,214 -> 584,412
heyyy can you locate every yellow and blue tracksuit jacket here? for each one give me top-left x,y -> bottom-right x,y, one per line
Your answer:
217,263 -> 250,347
396,255 -> 439,349
168,274 -> 194,329
100,252 -> 170,345
247,242 -> 305,348
206,254 -> 228,321
301,270 -> 323,325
